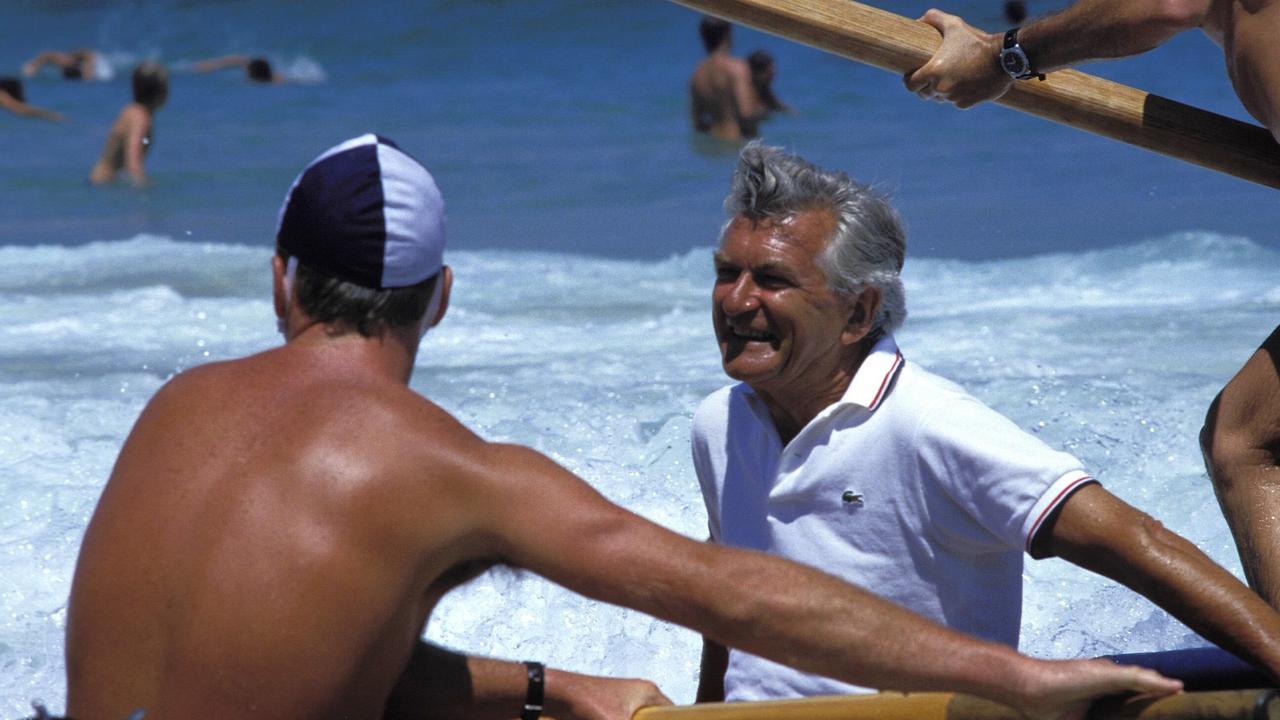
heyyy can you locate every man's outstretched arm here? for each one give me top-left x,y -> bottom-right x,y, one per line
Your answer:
383,641 -> 669,720
1037,482 -> 1280,681
1202,328 -> 1280,609
460,443 -> 1180,720
904,0 -> 1212,108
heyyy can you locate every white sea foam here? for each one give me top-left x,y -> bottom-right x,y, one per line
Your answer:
1,234 -> 1276,713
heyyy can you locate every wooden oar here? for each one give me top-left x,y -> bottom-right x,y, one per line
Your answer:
670,0 -> 1280,190
631,689 -> 1280,720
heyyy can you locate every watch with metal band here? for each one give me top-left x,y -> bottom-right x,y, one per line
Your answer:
521,661 -> 545,720
999,28 -> 1042,81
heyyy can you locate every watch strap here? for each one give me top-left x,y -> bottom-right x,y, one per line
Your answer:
521,661 -> 545,720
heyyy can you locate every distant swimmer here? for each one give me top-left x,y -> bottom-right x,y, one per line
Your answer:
192,54 -> 281,83
1202,327 -> 1280,610
747,50 -> 791,115
22,48 -> 112,81
62,133 -> 1181,720
903,0 -> 1280,144
89,62 -> 168,186
692,142 -> 1280,703
689,16 -> 769,141
0,77 -> 64,122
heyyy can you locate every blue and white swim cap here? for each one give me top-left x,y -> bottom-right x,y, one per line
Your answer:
276,134 -> 446,289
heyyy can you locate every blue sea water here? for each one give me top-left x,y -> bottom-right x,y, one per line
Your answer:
2,0 -> 1278,714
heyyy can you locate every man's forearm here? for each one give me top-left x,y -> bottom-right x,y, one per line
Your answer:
1018,0 -> 1211,72
383,640 -> 667,720
1050,487 -> 1280,680
383,642 -> 507,720
665,541 -> 1063,708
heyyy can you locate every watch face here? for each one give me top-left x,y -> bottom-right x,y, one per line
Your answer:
1001,49 -> 1027,76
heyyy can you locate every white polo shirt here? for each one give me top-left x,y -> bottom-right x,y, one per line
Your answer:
691,334 -> 1095,701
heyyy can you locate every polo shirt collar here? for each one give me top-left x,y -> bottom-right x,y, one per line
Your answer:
736,334 -> 905,417
839,333 -> 904,412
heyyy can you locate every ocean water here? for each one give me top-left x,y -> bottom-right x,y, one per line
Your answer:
2,0 -> 1279,715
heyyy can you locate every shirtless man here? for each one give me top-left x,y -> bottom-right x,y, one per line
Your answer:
0,77 -> 64,122
690,16 -> 767,141
902,0 -> 1280,144
64,134 -> 1179,720
89,62 -> 167,186
1202,328 -> 1280,609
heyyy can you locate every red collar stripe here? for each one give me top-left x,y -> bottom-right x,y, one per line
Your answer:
866,351 -> 904,411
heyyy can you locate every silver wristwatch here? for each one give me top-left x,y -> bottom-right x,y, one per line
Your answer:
999,28 -> 1042,80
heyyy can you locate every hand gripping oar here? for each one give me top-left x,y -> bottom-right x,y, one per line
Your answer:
671,0 -> 1280,190
629,689 -> 1280,720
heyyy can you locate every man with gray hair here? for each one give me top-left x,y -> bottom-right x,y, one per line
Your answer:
693,142 -> 1280,702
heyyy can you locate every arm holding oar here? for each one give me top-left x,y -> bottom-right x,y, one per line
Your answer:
904,0 -> 1280,144
670,0 -> 1280,189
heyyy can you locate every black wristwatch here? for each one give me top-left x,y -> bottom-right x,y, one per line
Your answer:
521,661 -> 545,720
999,28 -> 1043,81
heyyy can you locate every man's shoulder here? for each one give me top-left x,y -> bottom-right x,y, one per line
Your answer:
693,382 -> 748,419
120,102 -> 150,123
884,360 -> 972,411
876,361 -> 1018,439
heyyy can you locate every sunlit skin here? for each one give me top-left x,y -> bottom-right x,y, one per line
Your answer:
712,210 -> 880,444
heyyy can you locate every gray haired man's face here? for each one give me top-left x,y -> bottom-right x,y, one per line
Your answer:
711,210 -> 855,398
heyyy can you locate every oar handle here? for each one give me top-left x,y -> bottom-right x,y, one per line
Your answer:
671,0 -> 1280,189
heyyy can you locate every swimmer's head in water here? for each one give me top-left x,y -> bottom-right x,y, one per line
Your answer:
276,134 -> 447,336
699,16 -> 731,53
246,57 -> 273,83
62,50 -> 92,80
0,77 -> 25,103
748,50 -> 775,80
131,61 -> 168,108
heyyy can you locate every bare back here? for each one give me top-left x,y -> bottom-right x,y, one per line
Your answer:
89,103 -> 152,184
689,53 -> 763,141
65,344 -> 497,719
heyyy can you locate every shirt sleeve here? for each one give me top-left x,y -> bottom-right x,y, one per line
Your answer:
912,393 -> 1095,551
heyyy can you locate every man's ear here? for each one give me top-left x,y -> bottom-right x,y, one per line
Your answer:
841,286 -> 881,346
429,265 -> 453,328
271,254 -> 288,321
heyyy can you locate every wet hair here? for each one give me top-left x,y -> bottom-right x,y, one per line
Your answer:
747,50 -> 773,75
131,61 -> 168,107
0,77 -> 25,103
722,142 -> 907,335
278,248 -> 439,337
62,50 -> 90,80
747,50 -> 786,111
699,16 -> 732,53
246,57 -> 273,83
1003,0 -> 1028,25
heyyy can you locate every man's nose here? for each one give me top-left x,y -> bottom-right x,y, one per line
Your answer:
721,273 -> 760,314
